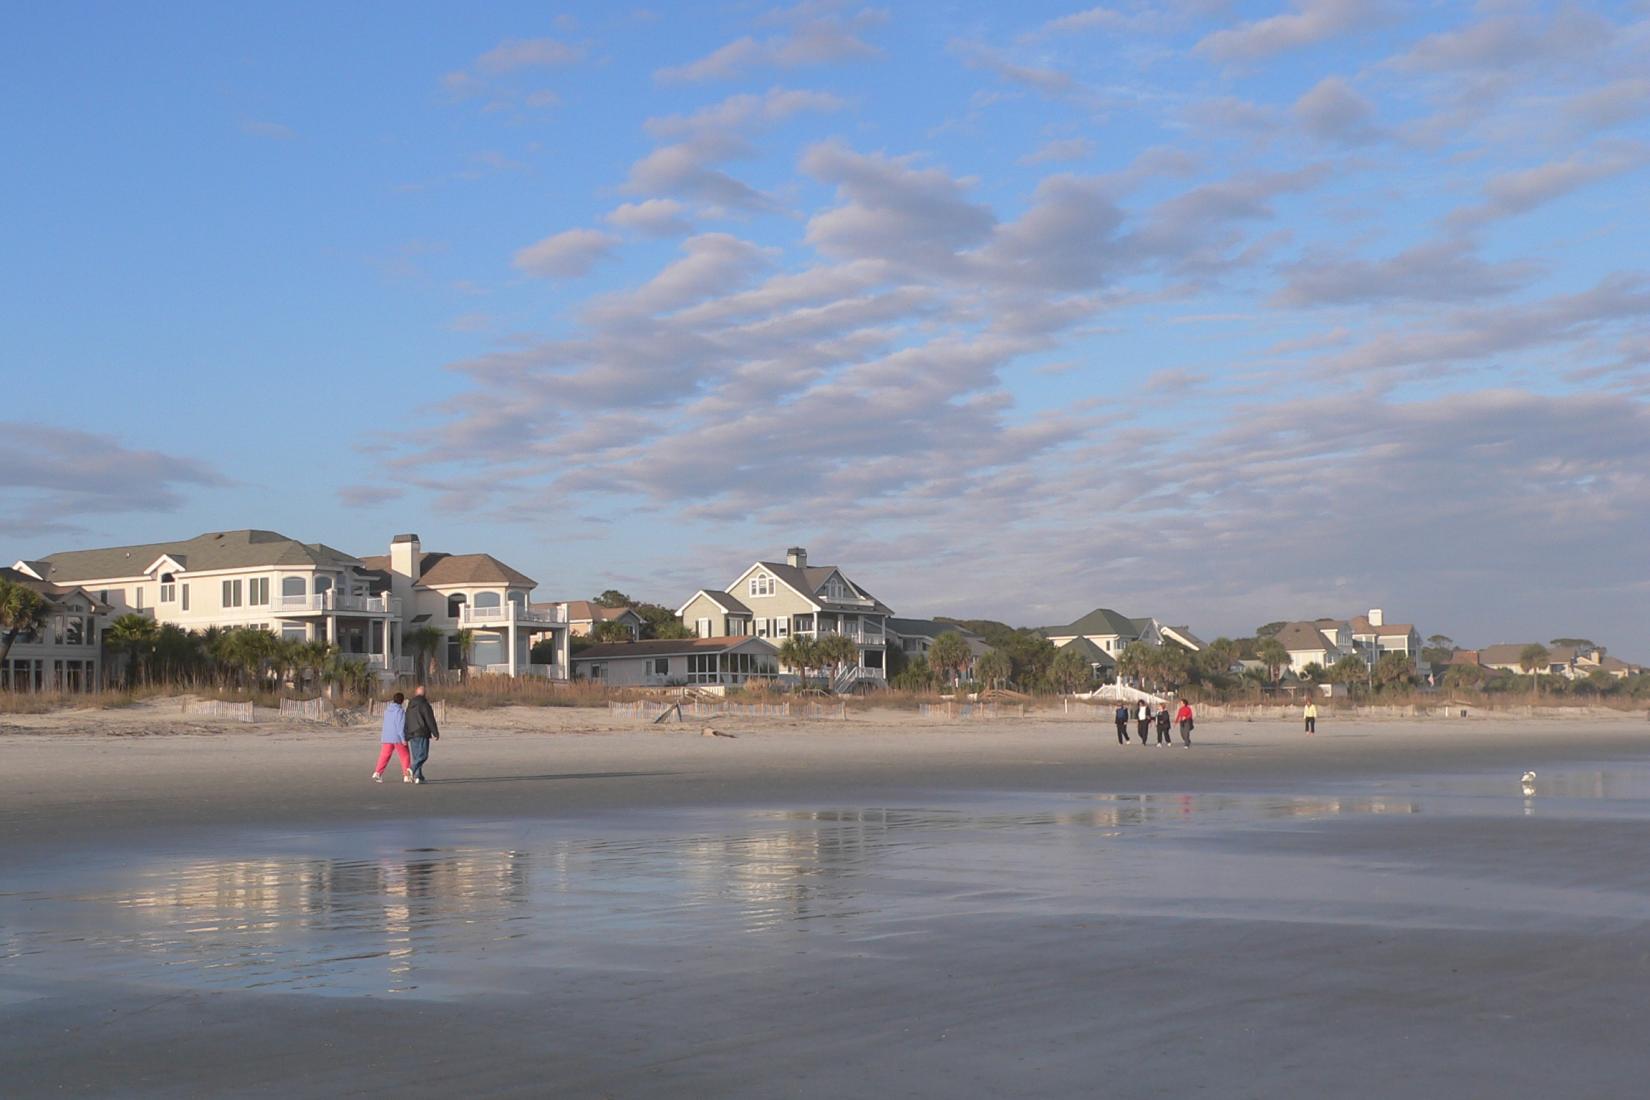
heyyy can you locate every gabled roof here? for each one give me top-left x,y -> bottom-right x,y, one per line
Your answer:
358,551 -> 536,589
1350,616 -> 1417,637
572,636 -> 778,661
550,600 -> 644,623
1059,636 -> 1116,667
886,617 -> 980,641
37,530 -> 361,583
1050,607 -> 1141,638
1479,643 -> 1569,667
1275,621 -> 1335,653
0,566 -> 108,610
1160,625 -> 1205,651
747,561 -> 894,614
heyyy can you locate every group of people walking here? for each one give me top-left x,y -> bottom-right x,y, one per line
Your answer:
1112,698 -> 1195,746
373,685 -> 442,784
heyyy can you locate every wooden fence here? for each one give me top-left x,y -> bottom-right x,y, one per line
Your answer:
918,702 -> 1025,719
182,700 -> 254,723
609,700 -> 849,721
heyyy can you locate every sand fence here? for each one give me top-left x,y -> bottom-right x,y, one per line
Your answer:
182,700 -> 255,723
609,700 -> 848,722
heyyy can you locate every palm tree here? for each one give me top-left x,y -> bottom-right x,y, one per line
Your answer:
1255,638 -> 1290,685
0,578 -> 50,674
1048,646 -> 1089,694
975,649 -> 1011,690
1116,642 -> 1152,687
777,635 -> 819,686
404,625 -> 444,684
815,632 -> 861,691
927,632 -> 971,688
104,613 -> 159,687
455,628 -> 476,681
1519,643 -> 1550,693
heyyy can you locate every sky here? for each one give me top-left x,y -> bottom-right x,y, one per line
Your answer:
3,1 -> 1648,654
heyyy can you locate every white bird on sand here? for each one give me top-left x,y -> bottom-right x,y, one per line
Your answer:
1521,771 -> 1537,794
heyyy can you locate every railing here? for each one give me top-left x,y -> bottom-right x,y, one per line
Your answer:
337,653 -> 393,671
458,605 -> 567,626
809,627 -> 886,645
274,592 -> 401,616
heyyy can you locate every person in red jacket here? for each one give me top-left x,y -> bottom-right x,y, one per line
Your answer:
1174,699 -> 1195,746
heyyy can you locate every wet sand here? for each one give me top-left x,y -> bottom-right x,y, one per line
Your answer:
3,707 -> 1649,1097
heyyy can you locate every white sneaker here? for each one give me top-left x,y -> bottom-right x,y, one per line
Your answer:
371,772 -> 383,782
414,777 -> 425,785
403,773 -> 413,783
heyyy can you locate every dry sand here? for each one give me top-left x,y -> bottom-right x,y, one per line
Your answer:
3,702 -> 1649,1098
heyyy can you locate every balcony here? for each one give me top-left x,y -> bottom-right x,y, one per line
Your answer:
458,604 -> 567,627
273,592 -> 401,616
809,627 -> 886,646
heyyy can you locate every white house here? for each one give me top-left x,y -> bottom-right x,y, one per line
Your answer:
359,534 -> 569,679
1044,608 -> 1164,658
16,529 -> 569,682
572,636 -> 779,687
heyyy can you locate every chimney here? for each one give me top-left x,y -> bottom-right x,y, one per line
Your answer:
786,546 -> 807,568
391,534 -> 421,581
1367,608 -> 1383,628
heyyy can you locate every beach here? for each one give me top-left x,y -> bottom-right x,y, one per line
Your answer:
4,704 -> 1650,1097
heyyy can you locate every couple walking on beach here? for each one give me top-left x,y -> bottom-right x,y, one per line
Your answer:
373,685 -> 441,784
1113,699 -> 1195,746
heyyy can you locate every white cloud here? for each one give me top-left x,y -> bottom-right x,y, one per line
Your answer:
512,228 -> 620,279
1197,0 -> 1388,62
1448,143 -> 1650,228
1020,137 -> 1096,164
1292,76 -> 1384,145
606,199 -> 694,238
654,5 -> 884,83
475,37 -> 582,74
0,423 -> 229,537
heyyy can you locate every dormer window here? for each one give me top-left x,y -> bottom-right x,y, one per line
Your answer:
822,577 -> 851,600
159,573 -> 176,603
749,573 -> 775,597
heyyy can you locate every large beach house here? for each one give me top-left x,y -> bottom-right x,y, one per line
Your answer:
677,547 -> 893,688
12,529 -> 568,682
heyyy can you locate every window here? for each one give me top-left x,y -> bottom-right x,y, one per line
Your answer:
281,623 -> 307,642
652,658 -> 669,676
132,587 -> 144,610
248,578 -> 269,606
688,653 -> 719,684
696,618 -> 711,637
222,579 -> 242,608
181,584 -> 189,611
447,593 -> 467,619
748,573 -> 774,597
823,577 -> 850,600
160,574 -> 176,603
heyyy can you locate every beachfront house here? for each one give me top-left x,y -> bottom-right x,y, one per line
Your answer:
16,529 -> 406,674
358,534 -> 569,679
677,547 -> 893,689
547,600 -> 645,640
1349,609 -> 1422,673
885,618 -> 993,677
1044,607 -> 1161,657
0,565 -> 109,691
571,636 -> 779,687
1276,621 -> 1354,675
14,529 -> 568,683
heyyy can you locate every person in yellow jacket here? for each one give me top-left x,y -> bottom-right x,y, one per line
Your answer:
1304,700 -> 1318,735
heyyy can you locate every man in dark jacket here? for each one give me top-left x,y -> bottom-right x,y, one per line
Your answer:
404,685 -> 441,784
1113,703 -> 1130,745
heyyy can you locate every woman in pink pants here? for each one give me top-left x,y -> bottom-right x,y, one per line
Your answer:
373,691 -> 411,783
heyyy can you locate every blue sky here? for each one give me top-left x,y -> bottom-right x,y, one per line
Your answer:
4,1 -> 1648,653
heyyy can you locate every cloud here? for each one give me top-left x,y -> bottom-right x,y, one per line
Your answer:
655,5 -> 884,83
1292,76 -> 1384,145
1197,0 -> 1387,62
955,41 -> 1083,100
644,87 -> 844,139
1447,143 -> 1650,229
1392,7 -> 1610,74
0,423 -> 229,537
1020,137 -> 1096,165
1026,6 -> 1151,40
238,119 -> 296,140
1273,240 -> 1540,307
606,199 -> 694,238
1564,77 -> 1650,131
802,141 -> 997,271
623,134 -> 777,211
512,228 -> 620,279
337,485 -> 405,508
442,35 -> 583,107
475,37 -> 582,75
